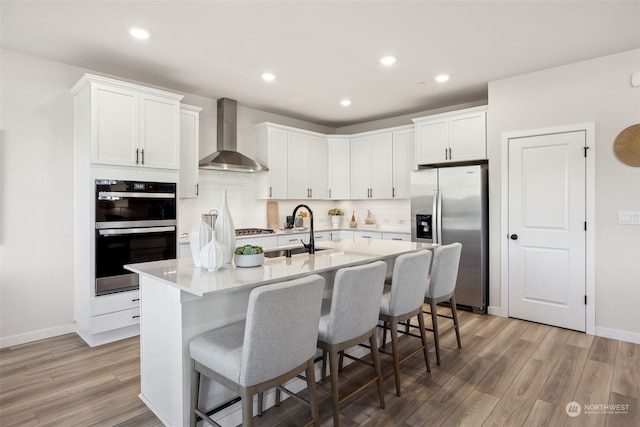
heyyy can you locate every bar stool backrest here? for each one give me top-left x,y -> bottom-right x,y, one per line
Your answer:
388,250 -> 432,315
322,261 -> 387,345
240,274 -> 325,386
426,243 -> 462,300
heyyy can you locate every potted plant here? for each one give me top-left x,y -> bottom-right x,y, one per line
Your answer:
233,245 -> 264,268
328,208 -> 344,228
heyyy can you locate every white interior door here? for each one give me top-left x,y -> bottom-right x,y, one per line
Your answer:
508,130 -> 586,331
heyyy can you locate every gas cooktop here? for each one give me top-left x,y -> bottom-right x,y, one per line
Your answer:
235,228 -> 275,236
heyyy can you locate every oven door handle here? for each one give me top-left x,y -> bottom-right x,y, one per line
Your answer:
98,226 -> 176,236
98,191 -> 175,199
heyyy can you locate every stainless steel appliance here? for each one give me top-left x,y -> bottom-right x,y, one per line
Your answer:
95,180 -> 177,296
410,164 -> 488,313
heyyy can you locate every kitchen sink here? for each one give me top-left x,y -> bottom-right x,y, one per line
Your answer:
263,246 -> 329,258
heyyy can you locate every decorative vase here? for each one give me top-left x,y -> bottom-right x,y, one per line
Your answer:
365,210 -> 375,225
349,211 -> 358,228
330,215 -> 342,228
189,215 -> 212,267
215,190 -> 236,263
199,238 -> 228,271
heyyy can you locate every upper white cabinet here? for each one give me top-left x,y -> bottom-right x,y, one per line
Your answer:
72,74 -> 183,170
391,127 -> 415,199
287,132 -> 328,199
255,124 -> 288,199
327,137 -> 350,200
179,104 -> 202,198
413,106 -> 487,165
350,132 -> 393,199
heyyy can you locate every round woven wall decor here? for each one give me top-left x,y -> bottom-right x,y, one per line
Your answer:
613,124 -> 640,167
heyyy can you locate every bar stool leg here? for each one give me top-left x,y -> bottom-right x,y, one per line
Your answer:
450,295 -> 462,348
306,359 -> 321,427
417,311 -> 431,373
430,300 -> 441,365
390,320 -> 402,396
240,387 -> 254,427
329,348 -> 342,427
369,332 -> 385,409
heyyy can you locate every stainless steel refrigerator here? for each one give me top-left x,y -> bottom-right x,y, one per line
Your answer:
410,164 -> 488,313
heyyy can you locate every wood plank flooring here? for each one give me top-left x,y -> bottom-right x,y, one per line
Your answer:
1,310 -> 638,426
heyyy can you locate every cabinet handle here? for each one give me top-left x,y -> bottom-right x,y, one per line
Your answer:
131,298 -> 140,302
362,235 -> 372,239
132,315 -> 141,319
136,148 -> 139,164
444,147 -> 448,160
391,238 -> 403,241
310,188 -> 312,198
288,238 -> 297,242
141,149 -> 145,165
196,183 -> 199,196
269,187 -> 272,198
329,189 -> 332,198
392,187 -> 395,198
448,147 -> 452,160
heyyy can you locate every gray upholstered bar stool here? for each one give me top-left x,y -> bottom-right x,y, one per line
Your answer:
189,275 -> 325,427
424,242 -> 463,365
316,260 -> 387,427
378,249 -> 432,396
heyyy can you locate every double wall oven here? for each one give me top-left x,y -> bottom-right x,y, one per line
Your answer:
95,180 -> 177,296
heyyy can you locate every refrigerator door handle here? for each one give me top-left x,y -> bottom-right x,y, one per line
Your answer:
432,189 -> 439,244
436,189 -> 443,244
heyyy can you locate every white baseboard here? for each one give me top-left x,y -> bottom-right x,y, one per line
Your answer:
487,305 -> 505,317
0,323 -> 77,349
595,326 -> 640,344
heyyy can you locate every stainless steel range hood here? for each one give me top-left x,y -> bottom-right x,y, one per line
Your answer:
199,98 -> 268,173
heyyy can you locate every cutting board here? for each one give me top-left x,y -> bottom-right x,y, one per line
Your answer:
267,201 -> 279,230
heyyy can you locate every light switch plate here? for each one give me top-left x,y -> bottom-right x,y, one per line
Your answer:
618,211 -> 640,224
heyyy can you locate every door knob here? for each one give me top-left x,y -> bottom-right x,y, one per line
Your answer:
510,234 -> 518,240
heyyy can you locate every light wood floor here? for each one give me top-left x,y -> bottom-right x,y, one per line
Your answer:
1,310 -> 638,427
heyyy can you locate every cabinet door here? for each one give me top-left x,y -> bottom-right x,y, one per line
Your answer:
354,231 -> 383,239
350,136 -> 371,199
92,84 -> 139,166
370,133 -> 393,199
140,94 -> 180,169
328,138 -> 350,199
308,136 -> 328,199
392,129 -> 415,199
450,111 -> 486,161
179,107 -> 200,198
268,128 -> 288,199
416,118 -> 448,164
287,132 -> 309,199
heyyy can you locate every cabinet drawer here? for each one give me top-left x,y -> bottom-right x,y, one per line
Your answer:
91,307 -> 140,334
382,233 -> 410,241
277,234 -> 304,247
92,291 -> 140,316
237,235 -> 278,250
354,231 -> 383,239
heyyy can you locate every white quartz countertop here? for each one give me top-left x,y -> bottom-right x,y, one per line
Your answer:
126,239 -> 434,298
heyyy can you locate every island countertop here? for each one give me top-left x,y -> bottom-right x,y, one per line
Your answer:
125,238 -> 435,298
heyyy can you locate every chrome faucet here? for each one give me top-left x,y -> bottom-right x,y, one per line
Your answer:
291,204 -> 315,254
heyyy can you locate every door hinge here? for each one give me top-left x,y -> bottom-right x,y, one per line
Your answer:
584,146 -> 590,157
584,221 -> 587,231
584,295 -> 587,305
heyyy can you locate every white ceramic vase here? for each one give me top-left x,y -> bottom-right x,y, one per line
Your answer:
331,215 -> 342,228
215,190 -> 236,263
199,238 -> 228,271
189,215 -> 212,267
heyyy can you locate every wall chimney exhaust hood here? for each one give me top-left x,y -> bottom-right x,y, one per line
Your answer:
199,98 -> 268,173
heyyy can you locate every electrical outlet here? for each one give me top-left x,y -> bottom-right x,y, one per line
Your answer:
618,211 -> 640,225
397,219 -> 406,225
382,219 -> 390,225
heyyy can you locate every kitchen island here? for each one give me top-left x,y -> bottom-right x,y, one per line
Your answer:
126,238 -> 435,427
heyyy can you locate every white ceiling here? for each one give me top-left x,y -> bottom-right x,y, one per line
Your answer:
2,1 -> 639,127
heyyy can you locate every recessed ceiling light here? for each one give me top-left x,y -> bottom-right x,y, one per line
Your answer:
435,74 -> 450,83
340,99 -> 351,107
129,27 -> 150,40
379,56 -> 396,66
262,73 -> 276,82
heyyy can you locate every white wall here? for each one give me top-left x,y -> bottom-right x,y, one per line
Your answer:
487,49 -> 640,342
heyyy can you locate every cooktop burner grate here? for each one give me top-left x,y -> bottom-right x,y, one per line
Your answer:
235,228 -> 275,236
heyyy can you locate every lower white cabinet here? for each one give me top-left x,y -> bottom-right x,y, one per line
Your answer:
237,235 -> 278,250
382,232 -> 411,241
91,307 -> 140,334
354,231 -> 383,239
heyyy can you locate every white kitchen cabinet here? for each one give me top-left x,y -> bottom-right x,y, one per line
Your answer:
350,132 -> 393,199
287,132 -> 328,199
301,230 -> 330,245
179,104 -> 202,198
237,235 -> 278,250
328,137 -> 351,199
392,127 -> 415,199
413,106 -> 487,165
255,125 -> 288,199
72,74 -> 182,170
382,232 -> 410,241
277,234 -> 305,247
354,230 -> 383,240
